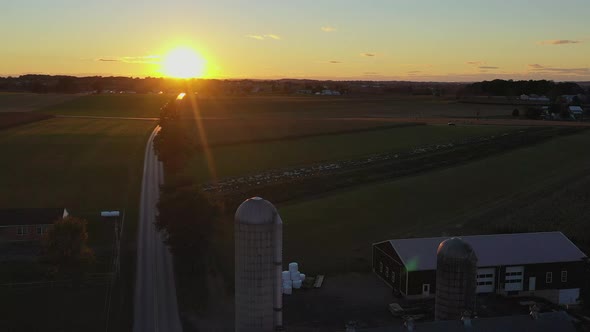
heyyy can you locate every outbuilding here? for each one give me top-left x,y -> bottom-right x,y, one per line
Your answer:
372,232 -> 587,305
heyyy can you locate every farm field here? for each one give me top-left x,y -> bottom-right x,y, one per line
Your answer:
190,95 -> 514,119
186,124 -> 519,182
0,118 -> 155,209
0,92 -> 82,112
277,129 -> 590,274
38,93 -> 170,117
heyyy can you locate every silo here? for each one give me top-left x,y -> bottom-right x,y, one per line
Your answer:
435,237 -> 478,321
235,197 -> 283,332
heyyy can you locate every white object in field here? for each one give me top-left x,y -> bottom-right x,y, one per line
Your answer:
283,286 -> 292,295
293,280 -> 302,289
289,262 -> 299,272
290,270 -> 301,281
282,271 -> 290,281
62,208 -> 69,218
101,211 -> 121,217
283,279 -> 293,287
235,197 -> 283,332
300,273 -> 306,281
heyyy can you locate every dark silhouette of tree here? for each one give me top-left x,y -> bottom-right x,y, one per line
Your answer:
43,216 -> 95,280
156,177 -> 220,273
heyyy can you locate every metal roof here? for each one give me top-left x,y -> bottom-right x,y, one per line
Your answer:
387,232 -> 587,271
0,208 -> 66,226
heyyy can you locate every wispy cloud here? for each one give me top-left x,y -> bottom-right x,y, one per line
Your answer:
538,39 -> 581,45
361,53 -> 376,57
329,60 -> 342,64
96,55 -> 160,64
407,70 -> 422,74
466,61 -> 484,65
247,34 -> 281,40
364,72 -> 379,75
321,26 -> 337,32
479,66 -> 499,69
527,63 -> 589,75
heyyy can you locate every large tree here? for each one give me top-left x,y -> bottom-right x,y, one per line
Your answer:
43,216 -> 95,279
156,177 -> 220,273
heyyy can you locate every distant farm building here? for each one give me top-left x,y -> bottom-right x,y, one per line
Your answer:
0,208 -> 68,242
569,106 -> 584,119
372,232 -> 587,305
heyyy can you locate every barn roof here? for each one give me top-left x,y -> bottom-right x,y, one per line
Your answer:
0,208 -> 67,226
382,232 -> 586,271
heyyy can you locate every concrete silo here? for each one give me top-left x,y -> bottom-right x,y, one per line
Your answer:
235,197 -> 283,332
435,237 -> 478,321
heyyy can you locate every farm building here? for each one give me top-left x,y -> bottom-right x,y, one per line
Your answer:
372,232 -> 587,305
0,208 -> 68,242
569,106 -> 584,119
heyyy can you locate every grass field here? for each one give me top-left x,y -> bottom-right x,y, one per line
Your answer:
191,95 -> 513,119
0,118 -> 154,209
186,125 -> 519,182
277,129 -> 590,274
0,93 -> 81,112
38,93 -> 170,117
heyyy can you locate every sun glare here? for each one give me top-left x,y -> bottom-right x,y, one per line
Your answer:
161,47 -> 206,79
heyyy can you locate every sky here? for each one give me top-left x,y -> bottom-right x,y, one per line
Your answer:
1,0 -> 589,81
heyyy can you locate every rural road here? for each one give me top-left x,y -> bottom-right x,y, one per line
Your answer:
133,125 -> 183,332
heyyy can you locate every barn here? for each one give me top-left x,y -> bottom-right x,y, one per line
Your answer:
372,232 -> 587,305
0,208 -> 68,242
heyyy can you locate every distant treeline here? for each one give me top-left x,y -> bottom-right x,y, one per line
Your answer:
463,79 -> 586,98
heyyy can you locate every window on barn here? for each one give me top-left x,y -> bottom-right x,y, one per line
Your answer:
385,266 -> 389,278
37,226 -> 43,234
546,272 -> 552,284
391,272 -> 395,283
561,271 -> 567,282
379,262 -> 383,274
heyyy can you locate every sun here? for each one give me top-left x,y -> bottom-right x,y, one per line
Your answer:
161,47 -> 206,78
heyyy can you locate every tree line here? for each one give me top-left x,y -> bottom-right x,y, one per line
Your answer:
463,79 -> 586,99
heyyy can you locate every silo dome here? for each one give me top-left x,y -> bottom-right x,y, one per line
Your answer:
235,197 -> 281,225
435,237 -> 478,321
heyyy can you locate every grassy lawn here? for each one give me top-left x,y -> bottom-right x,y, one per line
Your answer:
38,93 -> 170,118
0,117 -> 155,331
277,129 -> 590,275
187,125 -> 519,182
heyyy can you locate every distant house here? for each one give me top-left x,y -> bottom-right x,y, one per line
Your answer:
0,208 -> 68,242
372,232 -> 587,305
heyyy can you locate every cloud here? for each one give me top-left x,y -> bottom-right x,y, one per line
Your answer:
407,70 -> 422,74
538,39 -> 581,45
479,66 -> 499,69
321,26 -> 337,32
95,55 -> 160,64
466,61 -> 484,65
364,72 -> 379,75
246,34 -> 281,40
329,60 -> 342,64
527,63 -> 589,75
361,53 -> 376,57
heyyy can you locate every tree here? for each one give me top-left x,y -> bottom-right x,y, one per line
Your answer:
157,177 -> 220,274
512,108 -> 520,117
43,216 -> 95,279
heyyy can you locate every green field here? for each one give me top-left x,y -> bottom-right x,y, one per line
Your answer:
187,125 -> 518,182
0,118 -> 154,209
278,129 -> 590,274
0,93 -> 81,112
38,94 -> 170,117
